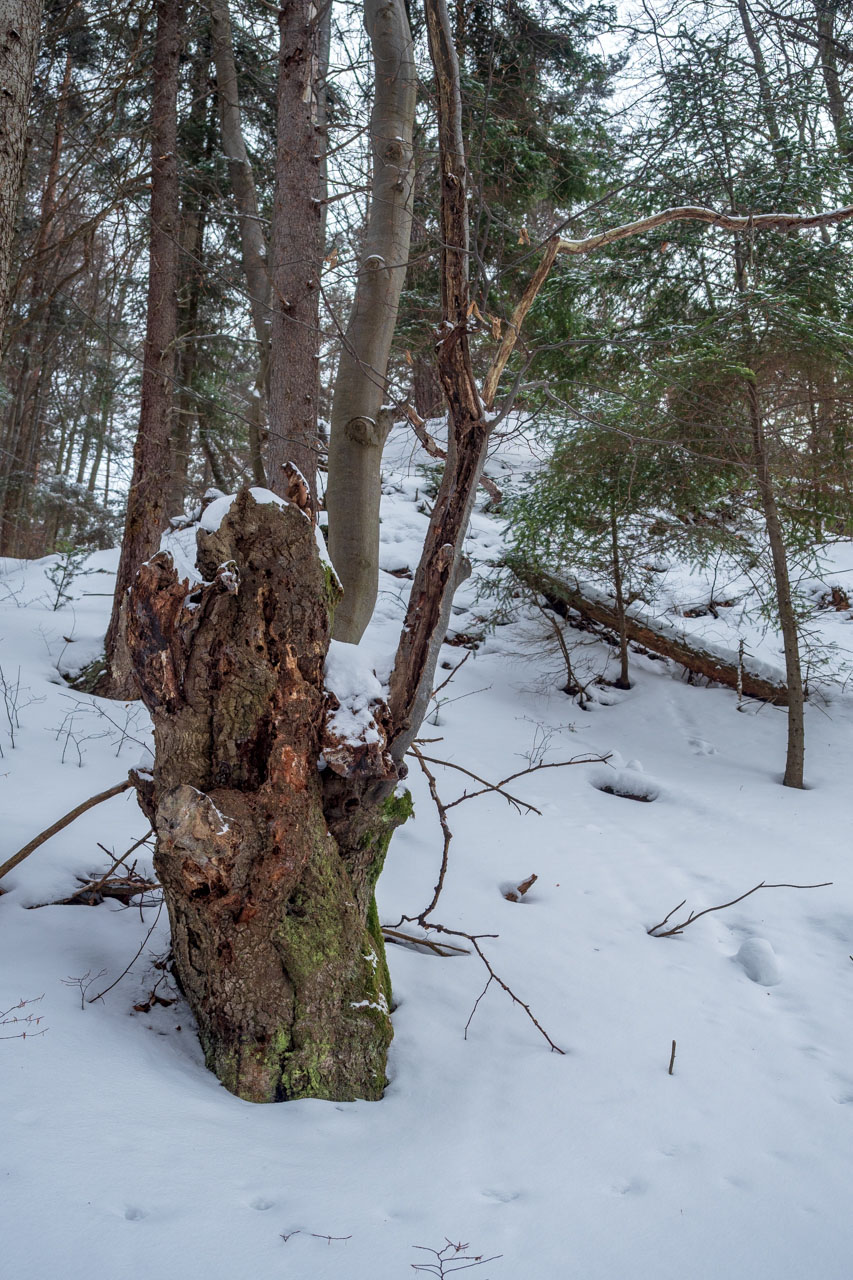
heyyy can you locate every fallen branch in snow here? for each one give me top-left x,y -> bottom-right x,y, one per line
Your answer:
392,748 -> 569,1053
518,565 -> 790,705
0,778 -> 134,883
382,928 -> 470,957
647,880 -> 832,938
425,920 -> 566,1054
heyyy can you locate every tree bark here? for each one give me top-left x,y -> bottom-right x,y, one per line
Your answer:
99,0 -> 182,698
326,0 -> 417,643
609,508 -> 630,688
266,0 -> 326,501
0,0 -> 42,349
208,0 -> 271,472
745,378 -> 805,787
127,490 -> 403,1101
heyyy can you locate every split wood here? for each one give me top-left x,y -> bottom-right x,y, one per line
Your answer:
0,778 -> 134,882
647,879 -> 832,938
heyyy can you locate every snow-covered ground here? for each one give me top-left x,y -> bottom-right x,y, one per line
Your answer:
2,426 -> 853,1279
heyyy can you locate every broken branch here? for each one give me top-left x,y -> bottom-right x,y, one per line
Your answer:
648,879 -> 832,938
0,778 -> 134,883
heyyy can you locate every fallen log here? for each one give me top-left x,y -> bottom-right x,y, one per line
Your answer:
519,565 -> 789,706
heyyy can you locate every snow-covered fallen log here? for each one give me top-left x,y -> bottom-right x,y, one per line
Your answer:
520,565 -> 789,706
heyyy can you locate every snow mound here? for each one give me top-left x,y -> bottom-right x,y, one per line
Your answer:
734,937 -> 782,986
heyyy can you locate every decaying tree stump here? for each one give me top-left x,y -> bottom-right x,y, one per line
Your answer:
127,490 -> 409,1102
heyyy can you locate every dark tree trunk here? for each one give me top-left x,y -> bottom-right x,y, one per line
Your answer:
99,0 -> 182,698
266,0 -> 326,501
0,46 -> 68,555
609,508 -> 630,689
746,379 -> 806,788
0,0 -> 43,348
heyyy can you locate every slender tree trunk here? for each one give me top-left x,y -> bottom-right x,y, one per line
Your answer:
208,0 -> 270,491
609,508 -> 630,688
0,47 -> 69,554
266,0 -> 326,500
385,0 -> 492,763
169,28 -> 210,518
746,379 -> 805,788
326,0 -> 417,642
815,1 -> 853,175
0,0 -> 43,348
736,0 -> 788,181
99,0 -> 181,698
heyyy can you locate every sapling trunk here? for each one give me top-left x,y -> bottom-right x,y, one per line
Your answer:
610,508 -> 630,689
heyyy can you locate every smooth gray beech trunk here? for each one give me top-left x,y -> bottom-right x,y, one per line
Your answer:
0,0 -> 43,347
326,0 -> 417,642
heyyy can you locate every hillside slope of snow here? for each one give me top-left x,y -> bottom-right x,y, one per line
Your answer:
2,428 -> 852,1279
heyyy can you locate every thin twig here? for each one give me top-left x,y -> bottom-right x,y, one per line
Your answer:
431,650 -> 471,699
87,899 -> 164,1003
408,745 -> 455,920
425,922 -> 565,1054
648,880 -> 832,938
415,753 -> 541,815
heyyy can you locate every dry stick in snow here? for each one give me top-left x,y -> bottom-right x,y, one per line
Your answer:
0,778 -> 133,882
647,879 -> 832,938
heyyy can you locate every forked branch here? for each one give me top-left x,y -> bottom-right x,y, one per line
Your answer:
483,202 -> 853,410
648,879 -> 832,938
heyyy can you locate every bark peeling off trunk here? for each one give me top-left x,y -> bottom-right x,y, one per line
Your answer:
127,491 -> 395,1102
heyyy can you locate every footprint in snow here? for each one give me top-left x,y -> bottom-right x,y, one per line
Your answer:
124,1207 -> 146,1222
688,736 -> 717,756
250,1197 -> 275,1211
733,937 -> 781,986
